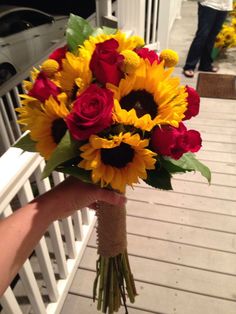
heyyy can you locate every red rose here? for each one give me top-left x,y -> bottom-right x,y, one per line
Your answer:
49,45 -> 67,66
28,72 -> 60,102
151,123 -> 202,160
90,39 -> 124,86
66,84 -> 114,140
135,47 -> 159,64
183,86 -> 200,120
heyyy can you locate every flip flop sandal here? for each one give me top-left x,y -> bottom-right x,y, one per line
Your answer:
183,69 -> 194,78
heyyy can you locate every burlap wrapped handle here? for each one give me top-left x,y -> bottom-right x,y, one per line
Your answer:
96,201 -> 127,257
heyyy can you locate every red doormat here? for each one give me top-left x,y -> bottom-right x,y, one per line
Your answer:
196,72 -> 236,99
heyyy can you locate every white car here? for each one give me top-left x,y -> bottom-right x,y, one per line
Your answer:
0,5 -> 68,85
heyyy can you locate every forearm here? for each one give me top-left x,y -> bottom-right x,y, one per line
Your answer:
0,195 -> 53,296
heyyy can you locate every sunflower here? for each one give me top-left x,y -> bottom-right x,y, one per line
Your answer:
109,59 -> 187,131
78,32 -> 144,62
55,51 -> 92,98
79,132 -> 156,192
17,95 -> 69,160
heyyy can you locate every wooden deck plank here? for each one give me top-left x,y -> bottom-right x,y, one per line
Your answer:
197,150 -> 236,163
185,118 -> 236,128
198,100 -> 236,113
171,180 -> 236,200
125,199 -> 236,233
197,111 -> 236,121
88,231 -> 236,276
199,134 -> 236,145
136,179 -> 236,201
125,216 -> 236,253
173,172 -> 236,187
195,159 -> 235,175
186,123 -> 236,136
201,141 -> 236,153
61,294 -> 152,314
126,186 -> 236,216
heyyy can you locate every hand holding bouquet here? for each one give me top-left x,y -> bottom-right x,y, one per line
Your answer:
15,14 -> 210,313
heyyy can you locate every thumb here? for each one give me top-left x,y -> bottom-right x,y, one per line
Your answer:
96,188 -> 127,208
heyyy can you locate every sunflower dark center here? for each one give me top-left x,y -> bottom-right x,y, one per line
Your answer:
120,89 -> 157,119
51,118 -> 67,144
101,142 -> 134,168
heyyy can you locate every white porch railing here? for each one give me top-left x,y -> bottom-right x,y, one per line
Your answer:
96,0 -> 184,51
0,13 -> 97,314
0,147 -> 96,314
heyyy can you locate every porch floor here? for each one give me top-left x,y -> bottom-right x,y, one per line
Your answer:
61,1 -> 236,313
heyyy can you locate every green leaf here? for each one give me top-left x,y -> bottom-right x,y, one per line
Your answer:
164,153 -> 211,183
161,157 -> 189,174
145,167 -> 173,190
66,14 -> 94,52
13,132 -> 36,152
57,166 -> 92,184
91,26 -> 117,37
42,131 -> 80,178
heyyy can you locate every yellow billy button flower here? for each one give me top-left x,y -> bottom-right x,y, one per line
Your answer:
121,50 -> 140,74
41,59 -> 60,77
159,49 -> 179,67
78,132 -> 157,193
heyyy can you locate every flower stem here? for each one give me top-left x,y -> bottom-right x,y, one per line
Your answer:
93,252 -> 137,313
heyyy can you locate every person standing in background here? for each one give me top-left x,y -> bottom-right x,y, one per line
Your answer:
183,0 -> 233,78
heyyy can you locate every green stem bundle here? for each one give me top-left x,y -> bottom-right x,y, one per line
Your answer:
93,251 -> 137,313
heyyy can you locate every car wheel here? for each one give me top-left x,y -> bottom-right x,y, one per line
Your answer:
0,64 -> 16,85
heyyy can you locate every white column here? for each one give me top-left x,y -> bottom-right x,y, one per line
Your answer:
157,0 -> 171,50
96,0 -> 112,26
117,0 -> 146,38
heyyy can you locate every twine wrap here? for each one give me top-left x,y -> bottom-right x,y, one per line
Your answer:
96,201 -> 127,257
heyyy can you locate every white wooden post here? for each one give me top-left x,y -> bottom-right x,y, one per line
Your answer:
176,0 -> 183,19
96,0 -> 112,26
157,0 -> 171,51
117,0 -> 146,37
0,107 -> 10,153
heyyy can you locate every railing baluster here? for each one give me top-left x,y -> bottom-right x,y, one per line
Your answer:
72,211 -> 83,241
19,260 -> 47,314
81,207 -> 90,225
152,0 -> 159,43
145,0 -> 152,44
0,287 -> 23,314
51,171 -> 77,259
0,97 -> 15,144
34,162 -> 68,279
0,105 -> 11,152
61,217 -> 76,259
2,205 -> 47,314
18,182 -> 59,302
6,92 -> 21,137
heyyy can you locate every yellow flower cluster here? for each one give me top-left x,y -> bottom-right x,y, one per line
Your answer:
215,4 -> 236,49
230,0 -> 236,17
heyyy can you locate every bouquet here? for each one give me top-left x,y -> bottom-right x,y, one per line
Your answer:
15,14 -> 211,313
212,3 -> 236,59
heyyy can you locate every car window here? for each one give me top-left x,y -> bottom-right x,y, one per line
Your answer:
0,12 -> 31,36
17,10 -> 54,27
0,10 -> 54,37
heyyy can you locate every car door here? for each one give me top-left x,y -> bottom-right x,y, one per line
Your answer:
0,11 -> 35,73
17,10 -> 67,60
